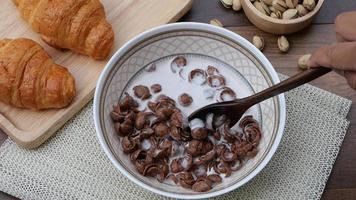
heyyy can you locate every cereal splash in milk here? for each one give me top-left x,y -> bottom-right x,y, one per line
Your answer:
111,54 -> 262,192
126,54 -> 259,122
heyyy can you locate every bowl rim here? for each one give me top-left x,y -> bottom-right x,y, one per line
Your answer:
242,0 -> 324,24
94,22 -> 286,199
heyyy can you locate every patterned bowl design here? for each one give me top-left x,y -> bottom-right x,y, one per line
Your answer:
94,23 -> 286,199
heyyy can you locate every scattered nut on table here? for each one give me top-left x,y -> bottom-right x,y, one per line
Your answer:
220,0 -> 233,8
232,0 -> 242,11
210,19 -> 223,27
252,35 -> 265,51
277,35 -> 290,53
298,54 -> 311,69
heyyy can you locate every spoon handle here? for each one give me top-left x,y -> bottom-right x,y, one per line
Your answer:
240,67 -> 331,106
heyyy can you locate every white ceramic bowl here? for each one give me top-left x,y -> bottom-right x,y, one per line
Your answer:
94,22 -> 286,199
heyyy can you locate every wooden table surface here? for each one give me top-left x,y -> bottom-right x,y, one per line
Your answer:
1,0 -> 356,199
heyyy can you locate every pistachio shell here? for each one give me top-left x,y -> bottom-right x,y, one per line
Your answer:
296,4 -> 309,16
270,12 -> 279,18
254,1 -> 267,15
220,0 -> 233,8
232,0 -> 242,11
269,5 -> 276,12
262,0 -> 273,6
282,9 -> 298,19
272,0 -> 287,12
277,35 -> 290,53
210,19 -> 223,27
252,36 -> 265,51
275,10 -> 282,18
285,0 -> 298,8
260,0 -> 271,15
298,54 -> 311,69
303,0 -> 316,10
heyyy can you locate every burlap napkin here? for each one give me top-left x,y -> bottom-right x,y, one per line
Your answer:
0,74 -> 351,200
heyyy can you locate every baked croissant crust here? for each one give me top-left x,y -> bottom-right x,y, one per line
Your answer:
12,0 -> 114,60
0,38 -> 76,110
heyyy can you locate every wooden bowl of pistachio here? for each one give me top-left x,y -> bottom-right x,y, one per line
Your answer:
241,0 -> 324,34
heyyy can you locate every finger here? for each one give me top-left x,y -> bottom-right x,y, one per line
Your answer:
335,11 -> 356,42
336,32 -> 348,42
344,71 -> 356,90
308,42 -> 356,71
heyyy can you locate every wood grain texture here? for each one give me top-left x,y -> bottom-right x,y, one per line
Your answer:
323,189 -> 356,200
1,0 -> 356,199
0,0 -> 192,149
181,0 -> 356,26
0,192 -> 16,200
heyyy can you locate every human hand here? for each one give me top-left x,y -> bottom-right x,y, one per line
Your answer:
308,11 -> 356,90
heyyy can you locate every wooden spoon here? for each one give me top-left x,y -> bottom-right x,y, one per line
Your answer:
188,67 -> 331,126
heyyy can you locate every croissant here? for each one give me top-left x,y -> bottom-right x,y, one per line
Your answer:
12,0 -> 114,60
0,38 -> 76,110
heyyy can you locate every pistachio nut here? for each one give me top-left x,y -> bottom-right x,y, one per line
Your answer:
298,54 -> 311,69
296,4 -> 309,16
277,35 -> 290,53
262,0 -> 273,6
275,10 -> 282,18
254,1 -> 267,15
220,0 -> 233,8
282,9 -> 298,19
232,0 -> 242,11
269,5 -> 276,12
272,0 -> 288,12
252,36 -> 265,51
286,0 -> 298,8
260,0 -> 272,15
210,19 -> 223,27
303,0 -> 316,10
270,12 -> 279,18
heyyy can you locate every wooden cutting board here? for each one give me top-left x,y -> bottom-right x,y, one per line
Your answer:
0,0 -> 192,149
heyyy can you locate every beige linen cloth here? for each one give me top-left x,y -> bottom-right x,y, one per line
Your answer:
0,74 -> 352,200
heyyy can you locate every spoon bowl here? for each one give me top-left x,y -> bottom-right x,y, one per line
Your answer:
189,67 -> 331,126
